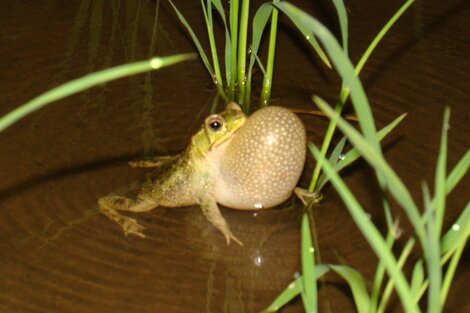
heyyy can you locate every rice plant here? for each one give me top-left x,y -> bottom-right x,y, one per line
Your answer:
168,0 -> 331,112
261,2 -> 469,312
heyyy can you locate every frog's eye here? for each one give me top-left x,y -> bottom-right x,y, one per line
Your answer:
206,115 -> 224,132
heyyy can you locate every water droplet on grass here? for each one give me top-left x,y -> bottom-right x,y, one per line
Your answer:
452,223 -> 460,231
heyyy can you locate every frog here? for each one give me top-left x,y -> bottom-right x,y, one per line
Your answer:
98,102 -> 307,245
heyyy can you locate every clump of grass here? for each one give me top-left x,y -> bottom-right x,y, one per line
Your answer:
261,2 -> 469,313
168,0 -> 331,112
0,54 -> 195,133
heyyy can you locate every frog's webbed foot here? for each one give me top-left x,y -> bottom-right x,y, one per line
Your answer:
199,198 -> 243,246
98,195 -> 157,238
294,187 -> 323,206
128,155 -> 179,168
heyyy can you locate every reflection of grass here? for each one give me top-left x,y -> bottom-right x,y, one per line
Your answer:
0,54 -> 195,132
261,2 -> 469,313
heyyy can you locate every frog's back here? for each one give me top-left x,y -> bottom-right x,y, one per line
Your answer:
214,106 -> 306,210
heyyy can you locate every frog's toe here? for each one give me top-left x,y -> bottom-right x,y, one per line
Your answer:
294,187 -> 323,206
223,230 -> 244,246
122,217 -> 146,238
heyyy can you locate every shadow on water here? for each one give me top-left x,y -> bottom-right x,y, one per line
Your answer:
0,0 -> 468,312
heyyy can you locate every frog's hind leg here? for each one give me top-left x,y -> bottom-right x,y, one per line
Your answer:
198,197 -> 243,246
98,195 -> 157,238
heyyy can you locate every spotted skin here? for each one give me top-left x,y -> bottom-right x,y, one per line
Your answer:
213,106 -> 306,210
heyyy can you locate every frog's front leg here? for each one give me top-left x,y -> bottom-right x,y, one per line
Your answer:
98,195 -> 157,238
128,155 -> 180,168
198,196 -> 243,246
294,187 -> 323,206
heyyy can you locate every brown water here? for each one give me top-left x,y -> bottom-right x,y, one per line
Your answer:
0,1 -> 468,312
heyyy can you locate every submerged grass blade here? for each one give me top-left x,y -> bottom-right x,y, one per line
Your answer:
0,54 -> 195,133
309,143 -> 419,313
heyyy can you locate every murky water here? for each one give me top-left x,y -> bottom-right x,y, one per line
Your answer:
0,1 -> 468,312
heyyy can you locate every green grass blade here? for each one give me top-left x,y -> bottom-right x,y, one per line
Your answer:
329,265 -> 370,313
335,113 -> 406,173
370,233 -> 394,313
201,0 -> 227,101
0,54 -> 195,133
309,143 -> 419,313
308,0 -> 413,193
315,136 -> 345,191
355,0 -> 415,75
229,0 -> 239,99
259,266 -> 330,313
434,107 -> 450,237
301,213 -> 317,313
274,4 -> 330,68
252,50 -> 267,76
410,260 -> 425,301
277,2 -> 380,151
211,0 -> 232,91
422,182 -> 442,313
168,1 -> 214,77
330,0 -> 348,54
328,137 -> 347,165
440,200 -> 470,257
445,148 -> 470,195
317,113 -> 407,191
259,276 -> 302,313
249,4 -> 272,72
377,237 -> 416,313
246,2 -> 272,111
313,96 -> 425,248
237,0 -> 250,106
440,236 -> 467,305
259,0 -> 279,107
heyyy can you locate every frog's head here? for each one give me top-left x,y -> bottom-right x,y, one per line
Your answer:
192,102 -> 247,158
